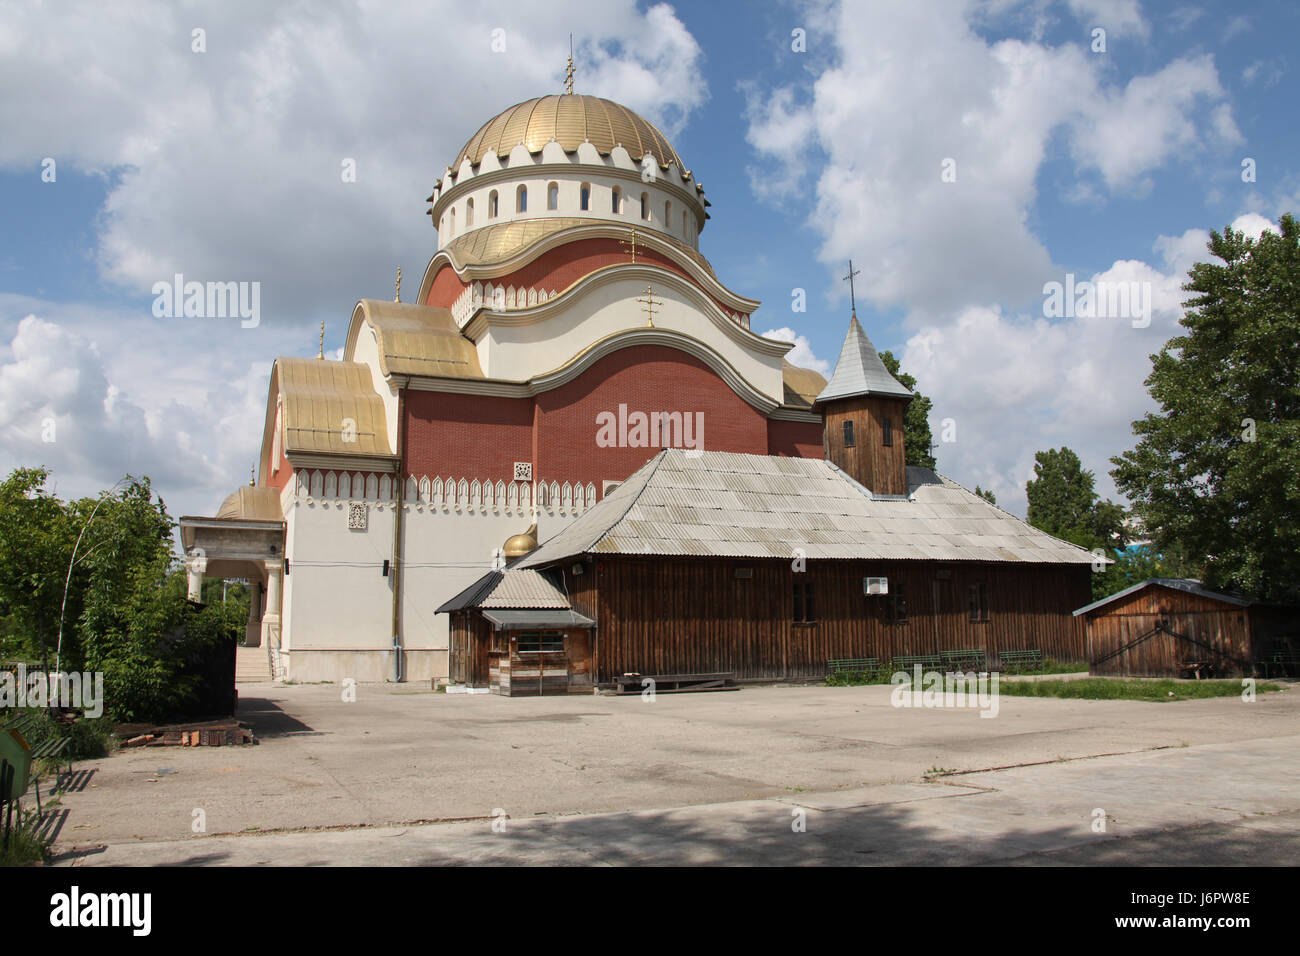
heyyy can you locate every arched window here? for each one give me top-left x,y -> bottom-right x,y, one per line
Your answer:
516,185 -> 527,213
640,192 -> 649,220
664,200 -> 671,230
611,187 -> 622,214
450,207 -> 455,235
547,182 -> 559,210
682,210 -> 689,236
488,190 -> 498,219
465,198 -> 474,227
580,183 -> 591,211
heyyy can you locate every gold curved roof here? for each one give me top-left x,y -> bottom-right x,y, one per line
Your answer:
781,360 -> 828,410
350,300 -> 484,379
453,94 -> 687,173
443,219 -> 716,278
216,485 -> 283,521
276,357 -> 395,457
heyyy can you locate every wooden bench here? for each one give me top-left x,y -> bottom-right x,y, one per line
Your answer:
826,657 -> 884,678
941,649 -> 987,672
615,673 -> 738,694
2,712 -> 72,819
999,649 -> 1044,673
891,654 -> 943,675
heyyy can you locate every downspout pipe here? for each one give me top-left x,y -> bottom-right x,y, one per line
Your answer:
391,375 -> 409,682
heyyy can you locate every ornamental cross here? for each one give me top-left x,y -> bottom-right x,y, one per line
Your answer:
637,283 -> 662,328
843,259 -> 861,316
564,34 -> 575,95
619,227 -> 640,263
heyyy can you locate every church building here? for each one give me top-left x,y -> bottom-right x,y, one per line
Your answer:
180,87 -> 835,684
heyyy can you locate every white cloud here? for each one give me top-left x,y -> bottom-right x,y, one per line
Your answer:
743,0 -> 1238,322
902,213 -> 1282,516
1064,0 -> 1149,38
0,0 -> 707,320
759,327 -> 830,374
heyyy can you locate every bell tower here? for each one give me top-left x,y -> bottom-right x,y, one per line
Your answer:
815,313 -> 913,495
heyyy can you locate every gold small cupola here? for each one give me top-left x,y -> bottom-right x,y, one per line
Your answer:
502,522 -> 539,561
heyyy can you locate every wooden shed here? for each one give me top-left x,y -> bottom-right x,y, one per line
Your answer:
440,569 -> 595,696
1074,578 -> 1300,678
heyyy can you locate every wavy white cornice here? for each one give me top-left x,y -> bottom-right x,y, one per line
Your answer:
404,326 -> 781,415
416,222 -> 759,317
462,264 -> 788,360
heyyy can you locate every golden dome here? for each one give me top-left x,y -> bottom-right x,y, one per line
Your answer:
452,94 -> 687,174
502,522 -> 539,560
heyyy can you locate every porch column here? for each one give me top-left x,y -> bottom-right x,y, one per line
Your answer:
244,577 -> 263,647
186,552 -> 207,602
260,560 -> 283,648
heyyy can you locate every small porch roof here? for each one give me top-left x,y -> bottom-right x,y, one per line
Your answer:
482,609 -> 596,630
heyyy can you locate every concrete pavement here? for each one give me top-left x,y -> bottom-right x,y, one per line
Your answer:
45,680 -> 1299,865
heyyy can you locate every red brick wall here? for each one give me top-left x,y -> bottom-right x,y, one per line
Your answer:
404,390 -> 534,479
401,345 -> 784,489
532,345 -> 769,486
767,419 -> 825,458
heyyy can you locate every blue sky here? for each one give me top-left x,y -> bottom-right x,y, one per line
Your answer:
1,0 -> 1296,520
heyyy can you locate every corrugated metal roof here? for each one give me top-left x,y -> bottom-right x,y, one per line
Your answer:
436,568 -> 571,613
1073,578 -> 1255,616
814,315 -> 913,403
517,449 -> 1099,568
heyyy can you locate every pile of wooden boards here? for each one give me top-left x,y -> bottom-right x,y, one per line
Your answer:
119,719 -> 256,748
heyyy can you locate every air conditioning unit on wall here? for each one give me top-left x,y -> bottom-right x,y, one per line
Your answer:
863,576 -> 889,596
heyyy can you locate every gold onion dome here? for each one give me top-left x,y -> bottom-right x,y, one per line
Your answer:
502,522 -> 539,560
451,94 -> 687,175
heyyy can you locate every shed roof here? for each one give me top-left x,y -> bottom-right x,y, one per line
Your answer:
515,449 -> 1099,567
436,568 -> 571,613
1073,578 -> 1254,617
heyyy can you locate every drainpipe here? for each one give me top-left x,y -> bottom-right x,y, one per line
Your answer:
391,375 -> 409,682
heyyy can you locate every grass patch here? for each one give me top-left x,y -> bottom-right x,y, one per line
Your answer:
0,806 -> 50,866
997,678 -> 1282,701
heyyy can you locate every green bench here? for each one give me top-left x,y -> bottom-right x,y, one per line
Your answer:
826,657 -> 884,678
892,654 -> 943,674
941,649 -> 987,672
2,712 -> 72,819
999,649 -> 1044,673
1259,651 -> 1300,679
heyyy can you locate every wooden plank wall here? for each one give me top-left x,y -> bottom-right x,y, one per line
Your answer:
822,396 -> 910,495
587,556 -> 1089,682
1083,587 -> 1254,676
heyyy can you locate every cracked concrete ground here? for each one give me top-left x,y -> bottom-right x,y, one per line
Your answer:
44,679 -> 1300,866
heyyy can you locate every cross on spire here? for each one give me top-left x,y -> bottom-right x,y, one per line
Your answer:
843,259 -> 862,317
564,34 -> 575,94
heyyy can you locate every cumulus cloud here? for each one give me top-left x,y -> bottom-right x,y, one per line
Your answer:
0,0 -> 708,323
743,0 -> 1239,323
759,327 -> 831,374
901,213 -> 1279,515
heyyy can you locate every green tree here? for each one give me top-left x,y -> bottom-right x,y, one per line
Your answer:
1111,214 -> 1300,601
973,485 -> 996,505
880,350 -> 936,469
0,468 -> 75,665
0,468 -> 242,720
1026,448 -> 1102,538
